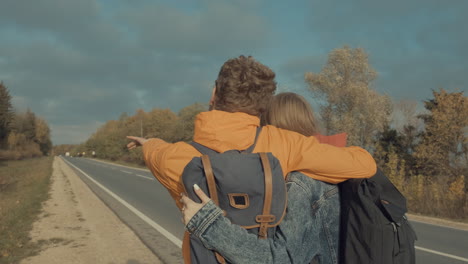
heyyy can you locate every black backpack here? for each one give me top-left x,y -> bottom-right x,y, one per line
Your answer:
182,127 -> 287,264
338,168 -> 418,264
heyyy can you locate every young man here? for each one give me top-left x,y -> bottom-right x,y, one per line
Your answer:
127,55 -> 376,262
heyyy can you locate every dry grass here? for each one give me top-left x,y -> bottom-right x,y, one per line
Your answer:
0,157 -> 53,264
383,153 -> 467,222
0,148 -> 43,161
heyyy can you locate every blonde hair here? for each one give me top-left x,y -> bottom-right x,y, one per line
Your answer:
262,92 -> 318,136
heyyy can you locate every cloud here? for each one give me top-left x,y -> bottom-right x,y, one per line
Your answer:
51,121 -> 104,146
298,0 -> 468,100
278,55 -> 327,84
119,0 -> 269,56
0,0 -> 270,144
1,0 -> 465,145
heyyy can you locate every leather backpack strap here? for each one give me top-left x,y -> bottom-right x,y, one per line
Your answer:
256,152 -> 275,239
215,253 -> 227,264
201,155 -> 219,205
200,155 -> 226,264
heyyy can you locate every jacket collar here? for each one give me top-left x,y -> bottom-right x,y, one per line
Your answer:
193,110 -> 260,153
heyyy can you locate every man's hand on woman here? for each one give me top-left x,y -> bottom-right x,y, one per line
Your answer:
180,184 -> 211,225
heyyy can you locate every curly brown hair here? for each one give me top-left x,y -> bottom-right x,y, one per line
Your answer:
213,55 -> 277,116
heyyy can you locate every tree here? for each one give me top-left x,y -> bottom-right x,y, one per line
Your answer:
374,124 -> 417,175
414,89 -> 468,179
0,82 -> 13,148
144,108 -> 177,141
172,103 -> 207,142
305,46 -> 392,150
35,117 -> 52,155
393,99 -> 420,133
11,109 -> 37,141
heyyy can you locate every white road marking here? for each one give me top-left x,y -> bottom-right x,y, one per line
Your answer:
416,246 -> 468,262
62,158 -> 182,248
120,170 -> 133,174
409,218 -> 468,232
86,158 -> 149,172
135,174 -> 154,180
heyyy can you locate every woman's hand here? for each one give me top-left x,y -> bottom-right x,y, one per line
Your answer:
180,184 -> 211,225
126,136 -> 148,150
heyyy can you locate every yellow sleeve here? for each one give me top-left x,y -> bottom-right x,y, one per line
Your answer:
142,138 -> 172,189
282,130 -> 377,184
142,138 -> 200,209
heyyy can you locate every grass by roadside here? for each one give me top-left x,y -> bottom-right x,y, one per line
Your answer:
0,157 -> 53,264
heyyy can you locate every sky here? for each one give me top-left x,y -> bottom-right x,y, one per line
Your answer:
0,0 -> 467,145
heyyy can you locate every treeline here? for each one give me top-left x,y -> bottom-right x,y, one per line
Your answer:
306,46 -> 467,220
0,82 -> 52,160
54,103 -> 207,165
64,46 -> 467,220
375,89 -> 466,220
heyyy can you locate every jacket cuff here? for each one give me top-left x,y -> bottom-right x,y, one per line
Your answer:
186,200 -> 223,240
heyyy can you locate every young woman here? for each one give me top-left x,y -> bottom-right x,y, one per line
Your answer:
180,92 -> 347,264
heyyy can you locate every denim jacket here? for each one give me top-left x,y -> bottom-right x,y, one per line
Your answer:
186,172 -> 340,264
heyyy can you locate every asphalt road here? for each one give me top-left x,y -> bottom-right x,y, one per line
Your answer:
61,156 -> 468,264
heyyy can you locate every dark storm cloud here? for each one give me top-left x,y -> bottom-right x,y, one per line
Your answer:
0,0 -> 270,144
120,1 -> 269,56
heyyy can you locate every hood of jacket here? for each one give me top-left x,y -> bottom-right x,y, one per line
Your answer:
193,110 -> 260,153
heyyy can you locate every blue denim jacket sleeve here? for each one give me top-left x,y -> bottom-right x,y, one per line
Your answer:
186,172 -> 317,264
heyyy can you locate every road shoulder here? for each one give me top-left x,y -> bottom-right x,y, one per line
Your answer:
20,157 -> 162,264
407,213 -> 468,231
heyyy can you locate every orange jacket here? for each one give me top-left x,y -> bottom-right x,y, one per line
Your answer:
142,110 -> 376,209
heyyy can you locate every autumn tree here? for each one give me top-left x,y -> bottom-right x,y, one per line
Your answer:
305,46 -> 392,150
172,103 -> 207,142
393,99 -> 420,132
145,108 -> 178,141
35,117 -> 52,155
414,89 -> 468,179
10,109 -> 37,142
87,120 -> 125,160
0,82 -> 13,148
79,103 -> 206,163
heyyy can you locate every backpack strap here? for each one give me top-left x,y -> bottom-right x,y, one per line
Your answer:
256,152 -> 275,239
191,126 -> 262,154
243,127 -> 263,153
190,142 -> 219,155
201,155 -> 219,205
200,155 -> 226,264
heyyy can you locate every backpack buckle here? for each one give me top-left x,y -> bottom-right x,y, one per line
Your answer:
256,214 -> 276,223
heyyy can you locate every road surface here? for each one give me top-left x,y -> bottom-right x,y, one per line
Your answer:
61,156 -> 468,264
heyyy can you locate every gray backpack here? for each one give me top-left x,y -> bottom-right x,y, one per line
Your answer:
182,127 -> 287,264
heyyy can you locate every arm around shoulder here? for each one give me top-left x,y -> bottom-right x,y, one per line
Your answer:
285,132 -> 377,183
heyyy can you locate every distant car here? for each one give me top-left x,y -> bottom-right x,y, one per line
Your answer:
65,152 -> 70,157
